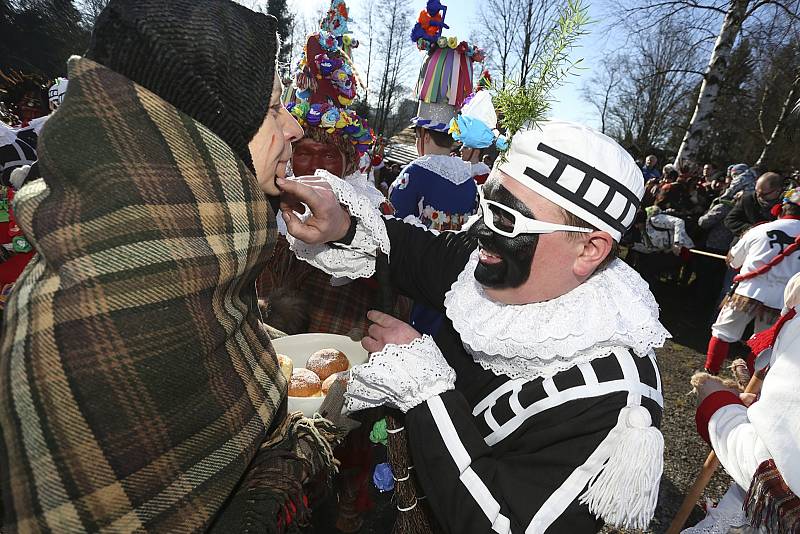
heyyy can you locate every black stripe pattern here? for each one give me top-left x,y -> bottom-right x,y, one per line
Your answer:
473,348 -> 662,446
524,142 -> 640,234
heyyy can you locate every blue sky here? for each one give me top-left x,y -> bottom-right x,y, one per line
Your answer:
288,0 -> 626,129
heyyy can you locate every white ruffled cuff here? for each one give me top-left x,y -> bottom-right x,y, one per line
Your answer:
345,335 -> 456,413
286,169 -> 390,279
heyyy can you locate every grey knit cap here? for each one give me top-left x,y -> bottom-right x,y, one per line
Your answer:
86,0 -> 279,172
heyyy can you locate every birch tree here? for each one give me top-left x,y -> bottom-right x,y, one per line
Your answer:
602,22 -> 700,155
674,0 -> 749,169
615,0 -> 800,170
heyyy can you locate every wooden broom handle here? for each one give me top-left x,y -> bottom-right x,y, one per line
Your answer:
665,373 -> 764,534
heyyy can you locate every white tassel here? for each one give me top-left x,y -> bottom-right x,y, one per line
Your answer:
9,165 -> 31,190
579,406 -> 664,530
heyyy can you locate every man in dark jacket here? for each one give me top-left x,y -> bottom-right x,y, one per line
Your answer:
724,172 -> 782,238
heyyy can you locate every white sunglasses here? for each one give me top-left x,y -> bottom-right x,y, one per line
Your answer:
479,190 -> 592,238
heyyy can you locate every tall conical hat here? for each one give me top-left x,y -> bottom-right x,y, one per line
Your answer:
409,1 -> 485,132
286,0 -> 374,168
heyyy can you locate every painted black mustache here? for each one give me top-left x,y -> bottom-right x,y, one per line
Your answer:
467,218 -> 538,289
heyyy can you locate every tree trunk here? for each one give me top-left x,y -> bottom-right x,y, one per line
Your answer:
755,73 -> 800,169
673,0 -> 749,170
363,2 -> 375,97
517,0 -> 534,86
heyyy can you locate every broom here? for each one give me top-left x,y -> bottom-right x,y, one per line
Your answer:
374,251 -> 435,534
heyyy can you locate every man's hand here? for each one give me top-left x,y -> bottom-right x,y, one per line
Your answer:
692,373 -> 740,405
277,176 -> 352,244
362,310 -> 421,354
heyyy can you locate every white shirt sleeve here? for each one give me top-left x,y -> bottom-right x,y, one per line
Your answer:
728,232 -> 750,269
708,404 -> 772,491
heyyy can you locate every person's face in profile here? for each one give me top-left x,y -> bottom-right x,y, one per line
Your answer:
249,78 -> 304,195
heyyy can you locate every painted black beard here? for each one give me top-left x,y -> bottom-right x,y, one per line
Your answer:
467,219 -> 538,289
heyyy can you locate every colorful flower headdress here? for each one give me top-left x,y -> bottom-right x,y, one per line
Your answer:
286,100 -> 373,155
319,0 -> 360,57
410,1 -> 486,131
290,11 -> 374,157
414,36 -> 486,61
782,188 -> 800,206
295,32 -> 357,107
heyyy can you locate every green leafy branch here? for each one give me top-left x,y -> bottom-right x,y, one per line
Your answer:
494,0 -> 591,153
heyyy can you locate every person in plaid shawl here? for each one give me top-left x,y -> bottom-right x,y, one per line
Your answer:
0,1 -> 346,532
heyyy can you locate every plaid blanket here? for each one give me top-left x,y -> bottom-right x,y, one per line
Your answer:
0,57 -> 296,532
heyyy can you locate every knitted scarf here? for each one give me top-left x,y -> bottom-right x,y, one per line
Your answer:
0,57 -> 334,533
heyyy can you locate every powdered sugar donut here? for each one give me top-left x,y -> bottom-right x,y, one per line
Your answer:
289,368 -> 322,397
321,371 -> 348,394
306,348 -> 349,381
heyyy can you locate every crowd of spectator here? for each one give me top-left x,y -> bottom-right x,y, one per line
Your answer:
624,154 -> 799,314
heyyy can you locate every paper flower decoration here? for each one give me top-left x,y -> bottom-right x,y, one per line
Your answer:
373,463 -> 395,492
319,31 -> 338,52
370,418 -> 389,445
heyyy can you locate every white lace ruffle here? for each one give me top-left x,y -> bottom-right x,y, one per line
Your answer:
345,335 -> 456,413
411,155 -> 473,185
398,214 -> 441,235
343,171 -> 387,209
445,253 -> 671,380
287,169 -> 390,279
471,161 -> 491,177
681,484 -> 754,534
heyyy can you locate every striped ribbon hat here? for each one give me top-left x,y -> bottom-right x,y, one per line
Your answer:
498,120 -> 644,241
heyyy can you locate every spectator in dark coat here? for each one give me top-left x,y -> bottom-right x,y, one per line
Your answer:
724,172 -> 783,238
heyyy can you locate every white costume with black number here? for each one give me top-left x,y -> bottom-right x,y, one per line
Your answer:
711,218 -> 800,343
288,169 -> 670,533
728,218 -> 800,310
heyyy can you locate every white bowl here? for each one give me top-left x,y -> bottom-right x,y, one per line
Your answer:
272,333 -> 369,417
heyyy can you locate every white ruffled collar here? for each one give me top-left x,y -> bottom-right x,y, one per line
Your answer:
444,251 -> 671,380
342,171 -> 386,209
412,155 -> 473,185
471,161 -> 491,177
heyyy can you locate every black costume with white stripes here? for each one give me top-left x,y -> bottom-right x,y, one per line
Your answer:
0,127 -> 37,185
381,217 -> 663,533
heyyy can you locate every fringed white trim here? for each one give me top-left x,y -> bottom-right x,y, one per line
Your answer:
287,170 -> 390,280
579,406 -> 664,530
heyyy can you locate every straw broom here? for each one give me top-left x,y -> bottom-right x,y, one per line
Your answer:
374,252 -> 435,534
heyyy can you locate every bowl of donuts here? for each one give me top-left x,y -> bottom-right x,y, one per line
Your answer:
272,333 -> 369,416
